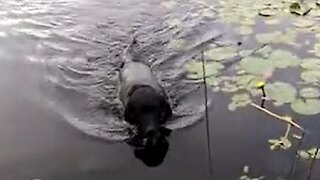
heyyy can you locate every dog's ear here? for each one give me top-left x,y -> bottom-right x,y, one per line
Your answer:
124,101 -> 136,124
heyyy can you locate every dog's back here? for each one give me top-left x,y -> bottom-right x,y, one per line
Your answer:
119,61 -> 166,106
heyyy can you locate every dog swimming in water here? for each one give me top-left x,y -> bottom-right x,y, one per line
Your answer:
118,36 -> 172,166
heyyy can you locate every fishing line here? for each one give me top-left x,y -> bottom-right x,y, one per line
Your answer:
201,50 -> 213,178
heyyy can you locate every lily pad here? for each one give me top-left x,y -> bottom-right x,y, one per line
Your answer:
256,45 -> 273,58
289,2 -> 312,16
299,87 -> 320,98
301,70 -> 320,83
168,39 -> 186,50
161,1 -> 176,9
268,49 -> 300,68
240,56 -> 273,75
256,31 -> 282,44
291,99 -> 320,115
311,43 -> 320,57
235,26 -> 253,35
300,58 -> 320,70
264,18 -> 280,25
268,137 -> 292,150
298,148 -> 320,160
309,9 -> 320,17
265,82 -> 297,104
259,8 -> 278,16
228,93 -> 252,111
185,61 -> 224,79
204,46 -> 237,61
292,18 -> 315,28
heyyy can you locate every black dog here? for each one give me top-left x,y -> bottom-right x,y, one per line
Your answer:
118,37 -> 172,166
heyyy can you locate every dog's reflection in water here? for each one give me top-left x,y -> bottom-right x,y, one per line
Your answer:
128,126 -> 171,167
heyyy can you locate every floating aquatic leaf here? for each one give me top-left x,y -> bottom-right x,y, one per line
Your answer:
256,45 -> 272,58
235,26 -> 253,35
168,39 -> 186,50
299,87 -> 320,98
268,137 -> 292,150
204,46 -> 237,61
255,30 -> 297,45
311,43 -> 320,57
259,8 -> 278,16
167,19 -> 182,28
298,150 -> 310,159
265,82 -> 297,104
239,18 -> 256,26
243,166 -> 249,174
228,93 -> 252,111
298,148 -> 320,160
289,2 -> 311,16
240,56 -> 273,75
301,70 -> 320,83
268,49 -> 300,68
221,81 -> 239,92
292,18 -> 315,28
161,0 -> 176,9
308,148 -> 320,158
201,9 -> 216,19
291,99 -> 320,115
207,76 -> 221,86
264,18 -> 280,25
185,61 -> 224,79
309,9 -> 320,17
256,32 -> 282,44
301,58 -> 320,70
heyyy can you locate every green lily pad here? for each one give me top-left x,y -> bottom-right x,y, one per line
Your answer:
268,49 -> 300,68
311,43 -> 320,57
265,82 -> 297,104
235,26 -> 253,35
309,9 -> 320,17
228,93 -> 252,111
268,137 -> 292,150
292,18 -> 315,28
298,148 -> 320,160
256,31 -> 282,44
206,76 -> 221,86
239,18 -> 256,26
168,39 -> 186,50
255,31 -> 297,45
289,2 -> 312,16
301,70 -> 320,83
291,99 -> 320,115
185,61 -> 224,79
204,46 -> 237,61
161,1 -> 176,9
259,8 -> 278,16
264,18 -> 280,25
298,150 -> 311,159
256,45 -> 273,58
299,87 -> 320,98
240,56 -> 274,75
301,58 -> 320,70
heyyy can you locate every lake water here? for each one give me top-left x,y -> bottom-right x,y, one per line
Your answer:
1,0 -> 320,179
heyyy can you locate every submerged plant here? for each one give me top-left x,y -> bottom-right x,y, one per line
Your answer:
239,166 -> 265,180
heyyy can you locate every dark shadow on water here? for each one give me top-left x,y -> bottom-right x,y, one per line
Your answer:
127,128 -> 172,167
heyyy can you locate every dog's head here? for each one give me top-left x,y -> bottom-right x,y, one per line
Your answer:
125,85 -> 172,143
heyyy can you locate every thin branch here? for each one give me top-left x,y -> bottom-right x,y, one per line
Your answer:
250,102 -> 305,131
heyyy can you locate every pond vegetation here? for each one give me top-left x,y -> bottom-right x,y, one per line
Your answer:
163,0 -> 320,178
